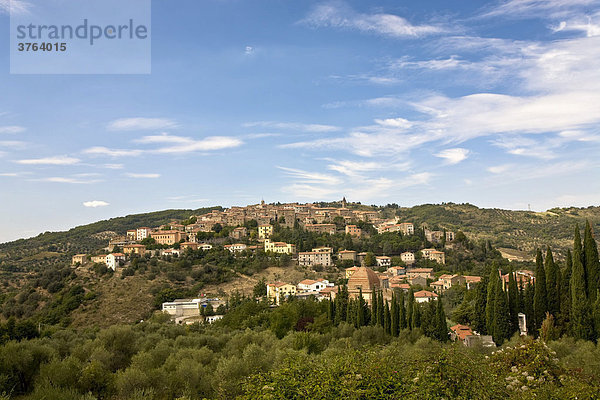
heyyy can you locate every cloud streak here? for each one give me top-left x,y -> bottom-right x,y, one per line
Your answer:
0,126 -> 26,134
302,1 -> 448,38
83,200 -> 110,208
243,121 -> 341,133
17,156 -> 80,165
107,118 -> 179,131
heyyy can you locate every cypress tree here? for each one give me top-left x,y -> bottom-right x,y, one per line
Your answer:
357,289 -> 366,327
508,272 -> 519,335
334,285 -> 348,324
399,291 -> 407,330
584,221 -> 600,303
594,291 -> 600,339
383,300 -> 391,334
574,224 -> 585,286
570,232 -> 596,341
493,279 -> 511,345
370,288 -> 378,326
524,282 -> 535,335
391,292 -> 399,337
473,278 -> 488,334
377,290 -> 384,327
347,298 -> 356,327
407,288 -> 414,329
559,249 -> 573,332
518,280 -> 525,313
486,268 -> 499,334
533,248 -> 548,334
545,247 -> 560,318
327,297 -> 335,322
436,297 -> 449,342
413,302 -> 421,328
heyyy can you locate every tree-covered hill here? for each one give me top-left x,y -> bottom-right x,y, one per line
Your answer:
0,207 -> 222,269
393,203 -> 600,256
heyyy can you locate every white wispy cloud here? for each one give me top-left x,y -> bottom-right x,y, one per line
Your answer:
107,118 -> 179,131
103,163 -> 124,169
83,200 -> 110,208
326,159 -> 410,177
40,177 -> 100,184
277,166 -> 342,185
0,140 -> 27,148
302,1 -> 448,38
394,55 -> 468,70
0,126 -> 26,134
487,164 -> 514,174
485,160 -> 592,183
0,0 -> 31,15
553,12 -> 600,37
124,173 -> 161,179
17,156 -> 80,165
144,135 -> 243,154
167,195 -> 209,203
480,0 -> 598,19
243,121 -> 341,133
82,147 -> 143,157
83,135 -> 242,157
435,148 -> 470,164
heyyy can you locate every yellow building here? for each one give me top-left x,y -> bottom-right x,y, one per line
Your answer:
71,254 -> 87,266
266,282 -> 297,305
150,230 -> 186,245
91,255 -> 107,264
258,224 -> 273,240
264,239 -> 296,254
421,248 -> 446,264
123,244 -> 146,256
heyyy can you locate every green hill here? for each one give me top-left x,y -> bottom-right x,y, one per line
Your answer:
393,203 -> 600,256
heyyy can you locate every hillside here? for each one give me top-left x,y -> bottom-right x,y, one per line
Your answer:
0,206 -> 222,271
394,203 -> 600,256
0,202 -> 598,329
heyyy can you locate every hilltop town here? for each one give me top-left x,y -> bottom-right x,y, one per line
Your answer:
64,198 -> 542,346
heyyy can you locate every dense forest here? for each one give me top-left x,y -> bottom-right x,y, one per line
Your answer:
0,295 -> 599,399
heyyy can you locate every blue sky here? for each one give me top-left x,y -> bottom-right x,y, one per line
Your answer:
1,0 -> 600,242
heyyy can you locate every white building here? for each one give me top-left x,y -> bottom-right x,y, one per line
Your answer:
136,227 -> 152,241
162,299 -> 201,317
297,279 -> 331,292
401,251 -> 415,264
224,243 -> 247,253
106,253 -> 125,270
376,256 -> 391,268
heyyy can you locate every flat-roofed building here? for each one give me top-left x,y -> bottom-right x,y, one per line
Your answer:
71,254 -> 87,266
150,230 -> 186,246
376,256 -> 392,268
345,225 -> 362,237
305,223 -> 337,235
123,244 -> 146,256
401,251 -> 415,265
258,224 -> 273,240
264,239 -> 296,254
298,251 -> 332,267
339,250 -> 357,262
267,282 -> 297,305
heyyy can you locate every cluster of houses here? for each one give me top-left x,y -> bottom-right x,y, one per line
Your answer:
70,199 -> 458,276
265,264 -> 484,306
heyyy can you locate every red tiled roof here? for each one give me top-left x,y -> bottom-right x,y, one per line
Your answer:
414,290 -> 438,298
